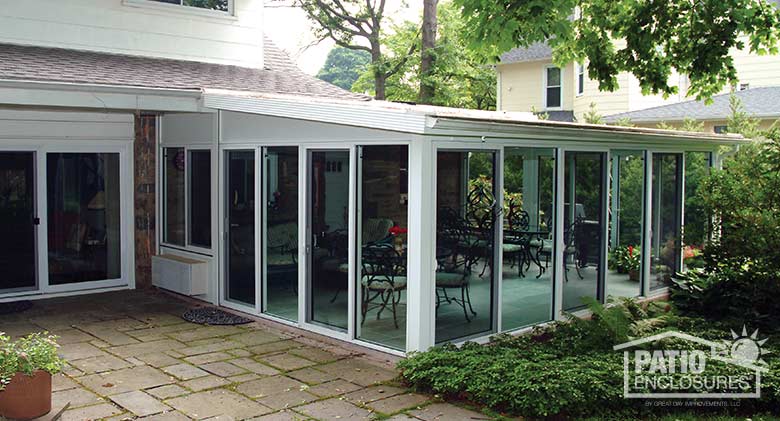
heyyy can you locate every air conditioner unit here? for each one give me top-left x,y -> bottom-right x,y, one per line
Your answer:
152,254 -> 208,296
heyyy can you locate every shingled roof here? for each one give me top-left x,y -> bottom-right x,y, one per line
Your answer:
0,39 -> 368,101
499,42 -> 553,64
604,86 -> 780,123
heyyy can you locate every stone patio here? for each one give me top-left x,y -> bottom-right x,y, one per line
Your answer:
0,290 -> 493,420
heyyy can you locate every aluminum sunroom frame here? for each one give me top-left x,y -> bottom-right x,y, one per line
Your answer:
154,92 -> 742,355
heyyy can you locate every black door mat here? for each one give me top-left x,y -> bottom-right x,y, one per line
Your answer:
0,300 -> 32,315
182,307 -> 252,325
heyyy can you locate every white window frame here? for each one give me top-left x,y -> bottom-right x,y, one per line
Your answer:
577,63 -> 586,96
544,65 -> 564,110
123,0 -> 236,19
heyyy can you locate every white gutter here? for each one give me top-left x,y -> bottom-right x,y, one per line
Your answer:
0,79 -> 204,112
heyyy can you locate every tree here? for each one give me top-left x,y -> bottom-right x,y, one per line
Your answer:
353,1 -> 496,110
297,0 -> 417,100
419,0 -> 439,104
316,47 -> 371,90
454,0 -> 780,101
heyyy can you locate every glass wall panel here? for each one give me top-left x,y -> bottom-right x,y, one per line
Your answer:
47,153 -> 121,285
309,150 -> 350,331
264,147 -> 299,321
0,152 -> 36,292
562,152 -> 605,310
357,145 -> 408,350
683,152 -> 711,270
164,147 -> 185,245
606,151 -> 644,298
650,153 -> 683,290
226,150 -> 255,305
501,147 -> 555,331
436,150 -> 497,343
188,150 -> 212,248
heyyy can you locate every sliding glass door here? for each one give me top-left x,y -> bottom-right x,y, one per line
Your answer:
650,153 -> 683,290
606,151 -> 644,298
0,152 -> 37,293
225,150 -> 256,305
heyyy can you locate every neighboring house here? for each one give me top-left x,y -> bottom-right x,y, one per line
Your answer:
603,86 -> 780,132
496,0 -> 780,125
0,0 -> 740,354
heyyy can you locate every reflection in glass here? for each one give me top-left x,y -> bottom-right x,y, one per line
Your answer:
683,152 -> 711,270
310,150 -> 350,331
435,151 -> 496,343
562,152 -> 605,310
0,153 -> 36,291
651,154 -> 683,290
264,147 -> 299,321
188,150 -> 211,248
606,151 -> 644,298
164,147 -> 185,245
47,153 -> 121,285
502,148 -> 555,331
357,145 -> 408,350
226,150 -> 255,305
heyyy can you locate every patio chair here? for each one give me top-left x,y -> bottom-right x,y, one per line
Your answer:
360,243 -> 406,328
435,212 -> 481,322
503,205 -> 531,276
534,218 -> 584,281
266,221 -> 298,292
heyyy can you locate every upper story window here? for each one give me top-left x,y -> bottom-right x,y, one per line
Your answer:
148,0 -> 230,12
545,66 -> 562,109
739,83 -> 750,91
577,63 -> 585,96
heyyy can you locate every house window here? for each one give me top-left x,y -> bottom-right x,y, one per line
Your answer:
739,83 -> 750,91
148,0 -> 230,12
714,125 -> 728,134
577,63 -> 585,96
163,147 -> 212,248
545,66 -> 562,109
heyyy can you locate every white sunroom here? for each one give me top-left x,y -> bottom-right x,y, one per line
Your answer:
153,91 -> 738,355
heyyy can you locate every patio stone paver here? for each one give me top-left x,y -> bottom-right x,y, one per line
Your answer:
179,374 -> 231,392
229,357 -> 281,376
70,354 -> 133,373
163,363 -> 211,380
147,384 -> 190,399
52,387 -> 104,408
80,365 -> 174,395
295,398 -> 374,420
235,375 -> 306,399
261,353 -> 317,371
2,290 -> 499,420
167,389 -> 273,419
408,403 -> 491,420
110,390 -> 172,417
368,393 -> 430,414
306,379 -> 363,397
199,361 -> 248,377
60,403 -> 123,421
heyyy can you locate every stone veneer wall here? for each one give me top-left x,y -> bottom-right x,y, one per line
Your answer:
134,114 -> 157,288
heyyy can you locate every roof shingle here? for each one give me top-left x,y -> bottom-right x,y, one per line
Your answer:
499,42 -> 552,64
0,39 -> 368,101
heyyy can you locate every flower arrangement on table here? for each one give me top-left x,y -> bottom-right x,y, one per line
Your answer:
388,225 -> 408,252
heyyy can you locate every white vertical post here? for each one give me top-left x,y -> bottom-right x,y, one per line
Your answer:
297,147 -> 307,325
642,151 -> 653,297
406,136 -> 436,352
495,147 -> 504,334
599,152 -> 610,303
346,147 -> 357,340
553,148 -> 565,320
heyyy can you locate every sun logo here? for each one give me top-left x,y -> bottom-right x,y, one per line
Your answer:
725,326 -> 770,367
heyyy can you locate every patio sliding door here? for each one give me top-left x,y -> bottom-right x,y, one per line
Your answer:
307,149 -> 351,331
0,152 -> 37,293
606,151 -> 644,298
225,150 -> 256,306
650,153 -> 683,290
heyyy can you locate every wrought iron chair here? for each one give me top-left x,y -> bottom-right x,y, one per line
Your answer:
360,243 -> 406,329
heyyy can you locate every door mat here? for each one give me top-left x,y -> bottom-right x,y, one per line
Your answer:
182,307 -> 252,325
0,300 -> 32,315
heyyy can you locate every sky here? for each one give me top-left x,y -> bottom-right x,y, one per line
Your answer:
264,0 -> 424,75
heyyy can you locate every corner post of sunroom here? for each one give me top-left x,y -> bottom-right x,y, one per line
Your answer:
405,135 -> 437,352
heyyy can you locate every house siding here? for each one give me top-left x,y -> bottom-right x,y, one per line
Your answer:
0,0 -> 264,68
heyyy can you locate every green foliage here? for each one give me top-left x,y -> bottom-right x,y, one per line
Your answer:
183,0 -> 228,11
656,117 -> 705,132
582,102 -> 604,124
353,1 -> 496,109
454,0 -> 780,102
611,117 -> 634,127
316,47 -> 371,90
0,332 -> 64,390
608,244 -> 641,274
726,94 -> 762,138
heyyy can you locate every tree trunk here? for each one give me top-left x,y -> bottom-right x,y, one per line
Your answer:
371,42 -> 386,100
419,0 -> 438,104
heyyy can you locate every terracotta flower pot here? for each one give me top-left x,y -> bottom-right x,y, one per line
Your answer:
0,370 -> 52,420
629,269 -> 640,282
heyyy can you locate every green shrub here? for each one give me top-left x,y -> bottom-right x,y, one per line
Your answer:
0,332 -> 64,390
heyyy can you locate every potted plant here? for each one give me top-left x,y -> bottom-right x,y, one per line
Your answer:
612,245 -> 641,281
0,332 -> 64,420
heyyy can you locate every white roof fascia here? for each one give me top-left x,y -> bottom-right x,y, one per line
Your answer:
0,79 -> 204,112
203,91 -> 429,134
